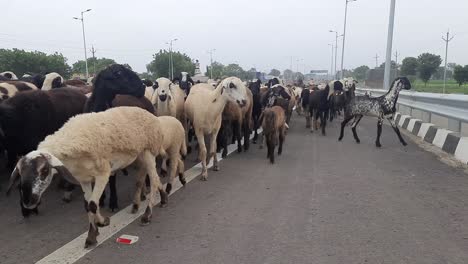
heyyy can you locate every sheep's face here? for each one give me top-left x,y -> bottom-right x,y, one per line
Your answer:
98,64 -> 145,97
221,79 -> 247,107
6,151 -> 70,210
156,84 -> 172,102
343,78 -> 358,91
179,72 -> 192,91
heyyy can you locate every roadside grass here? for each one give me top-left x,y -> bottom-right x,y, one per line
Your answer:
412,79 -> 468,94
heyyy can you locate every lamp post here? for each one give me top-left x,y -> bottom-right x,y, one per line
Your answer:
208,49 -> 216,79
340,0 -> 357,79
383,0 -> 396,90
328,44 -> 334,80
329,30 -> 343,79
166,38 -> 178,80
73,9 -> 92,79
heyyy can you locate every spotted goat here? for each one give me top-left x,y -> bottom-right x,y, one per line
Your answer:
338,77 -> 411,147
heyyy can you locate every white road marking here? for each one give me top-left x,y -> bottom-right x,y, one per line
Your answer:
36,130 -> 261,264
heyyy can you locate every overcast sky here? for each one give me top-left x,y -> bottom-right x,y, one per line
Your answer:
2,0 -> 467,74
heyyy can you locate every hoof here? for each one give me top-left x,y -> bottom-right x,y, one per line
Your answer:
131,204 -> 139,214
356,140 -> 361,144
62,197 -> 72,203
402,142 -> 408,146
109,200 -> 118,212
200,174 -> 208,181
97,216 -> 110,227
84,237 -> 97,248
213,165 -> 219,171
165,183 -> 172,195
376,143 -> 382,148
237,147 -> 242,153
252,140 -> 257,144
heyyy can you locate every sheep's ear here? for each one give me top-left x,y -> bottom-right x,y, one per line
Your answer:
172,77 -> 180,84
6,167 -> 20,196
152,82 -> 159,90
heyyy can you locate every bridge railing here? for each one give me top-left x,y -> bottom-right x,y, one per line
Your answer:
356,88 -> 468,136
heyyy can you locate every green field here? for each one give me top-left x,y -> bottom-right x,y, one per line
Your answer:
412,79 -> 468,94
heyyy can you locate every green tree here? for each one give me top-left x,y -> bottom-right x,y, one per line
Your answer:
400,57 -> 418,76
269,69 -> 281,76
0,48 -> 72,78
72,57 -> 117,76
205,61 -> 225,80
146,49 -> 195,78
417,53 -> 442,86
283,69 -> 293,80
378,61 -> 397,69
352,65 -> 370,81
453,65 -> 468,86
223,63 -> 246,79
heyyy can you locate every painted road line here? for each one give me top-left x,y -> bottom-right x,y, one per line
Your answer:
36,130 -> 260,264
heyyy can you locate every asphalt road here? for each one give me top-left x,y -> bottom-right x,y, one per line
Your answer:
2,114 -> 468,264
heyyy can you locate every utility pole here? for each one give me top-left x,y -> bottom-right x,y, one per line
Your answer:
374,54 -> 379,68
383,0 -> 396,90
442,30 -> 454,94
90,46 -> 97,76
394,50 -> 400,77
166,38 -> 178,79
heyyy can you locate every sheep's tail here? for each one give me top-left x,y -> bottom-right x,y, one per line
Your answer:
180,136 -> 187,160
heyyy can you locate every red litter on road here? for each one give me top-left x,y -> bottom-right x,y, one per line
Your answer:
116,235 -> 139,245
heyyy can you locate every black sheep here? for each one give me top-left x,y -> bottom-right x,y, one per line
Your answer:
86,64 -> 145,112
0,88 -> 87,217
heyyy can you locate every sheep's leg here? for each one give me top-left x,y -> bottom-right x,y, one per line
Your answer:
351,115 -> 363,143
62,180 -> 75,203
141,152 -> 167,225
131,165 -> 147,214
278,127 -> 285,155
339,115 -> 354,141
267,137 -> 275,164
243,120 -> 250,152
165,156 -> 178,195
195,130 -> 208,181
160,158 -> 168,177
178,158 -> 186,186
252,115 -> 259,144
321,111 -> 327,136
88,177 -> 110,227
386,116 -> 407,146
305,111 -> 311,128
376,118 -> 383,147
210,127 -> 220,172
259,131 -> 264,149
81,182 -> 99,248
108,174 -> 118,211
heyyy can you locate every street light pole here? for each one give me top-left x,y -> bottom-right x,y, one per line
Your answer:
208,49 -> 216,79
328,44 -> 334,80
329,30 -> 343,79
383,0 -> 396,90
73,9 -> 92,79
442,30 -> 454,94
340,0 -> 356,80
166,38 -> 178,79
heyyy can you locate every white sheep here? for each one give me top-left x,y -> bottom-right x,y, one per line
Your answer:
1,71 -> 18,80
41,72 -> 64,90
157,116 -> 187,195
184,77 -> 248,180
152,77 -> 185,121
7,107 -> 166,248
0,81 -> 38,101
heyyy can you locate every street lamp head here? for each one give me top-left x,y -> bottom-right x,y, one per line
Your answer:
73,17 -> 80,20
329,30 -> 334,33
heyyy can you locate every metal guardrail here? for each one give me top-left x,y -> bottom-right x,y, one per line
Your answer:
356,88 -> 468,134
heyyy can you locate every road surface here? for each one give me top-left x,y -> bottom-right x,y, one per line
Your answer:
1,115 -> 468,264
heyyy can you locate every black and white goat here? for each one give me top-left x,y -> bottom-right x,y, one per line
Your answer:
173,72 -> 194,96
338,77 -> 411,147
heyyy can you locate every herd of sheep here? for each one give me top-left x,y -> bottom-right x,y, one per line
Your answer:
0,65 -> 411,248
0,65 -> 300,248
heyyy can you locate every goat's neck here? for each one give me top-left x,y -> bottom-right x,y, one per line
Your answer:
384,83 -> 401,106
